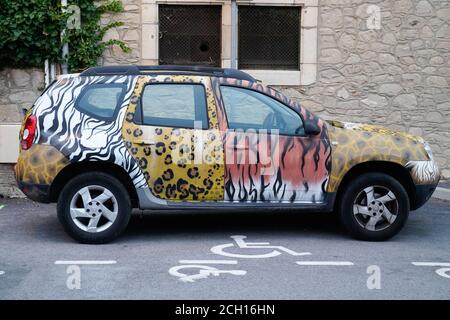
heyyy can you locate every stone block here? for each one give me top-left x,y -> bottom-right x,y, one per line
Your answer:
0,104 -> 21,122
378,83 -> 403,96
9,69 -> 30,88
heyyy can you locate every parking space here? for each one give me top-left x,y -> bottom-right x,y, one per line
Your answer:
0,198 -> 449,299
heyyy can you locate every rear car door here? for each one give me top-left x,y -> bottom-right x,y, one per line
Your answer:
122,75 -> 225,201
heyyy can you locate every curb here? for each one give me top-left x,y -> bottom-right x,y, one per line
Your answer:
432,187 -> 450,202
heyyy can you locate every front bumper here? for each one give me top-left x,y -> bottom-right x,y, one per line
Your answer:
405,160 -> 440,210
411,182 -> 439,210
406,160 -> 440,185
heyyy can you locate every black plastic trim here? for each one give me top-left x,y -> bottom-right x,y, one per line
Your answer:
79,65 -> 257,82
17,181 -> 50,203
412,183 -> 438,211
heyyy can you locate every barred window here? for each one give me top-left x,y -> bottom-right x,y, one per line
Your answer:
159,5 -> 222,67
238,6 -> 300,70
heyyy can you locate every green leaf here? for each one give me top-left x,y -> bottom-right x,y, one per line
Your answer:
0,0 -> 129,70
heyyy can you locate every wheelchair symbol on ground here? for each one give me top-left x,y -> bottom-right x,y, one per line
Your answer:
169,235 -> 311,282
169,260 -> 246,283
210,235 -> 312,259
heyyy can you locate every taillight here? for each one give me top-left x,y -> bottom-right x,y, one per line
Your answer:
21,115 -> 37,150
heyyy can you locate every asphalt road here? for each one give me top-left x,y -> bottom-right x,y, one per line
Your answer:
0,198 -> 449,300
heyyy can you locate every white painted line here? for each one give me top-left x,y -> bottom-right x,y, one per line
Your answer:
179,260 -> 238,265
412,262 -> 450,279
0,205 -> 5,210
412,262 -> 450,267
296,261 -> 354,266
432,187 -> 450,201
0,271 -> 5,275
54,260 -> 117,265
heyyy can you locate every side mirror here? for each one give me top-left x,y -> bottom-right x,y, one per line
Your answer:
304,122 -> 321,136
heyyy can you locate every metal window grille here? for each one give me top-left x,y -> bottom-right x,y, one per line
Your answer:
238,6 -> 301,70
158,5 -> 222,67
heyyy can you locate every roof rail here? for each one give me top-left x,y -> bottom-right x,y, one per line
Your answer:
79,65 -> 256,82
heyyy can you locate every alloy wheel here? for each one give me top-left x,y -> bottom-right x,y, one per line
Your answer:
69,185 -> 118,233
352,185 -> 399,232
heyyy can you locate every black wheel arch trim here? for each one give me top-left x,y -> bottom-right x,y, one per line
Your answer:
333,160 -> 431,212
49,161 -> 139,207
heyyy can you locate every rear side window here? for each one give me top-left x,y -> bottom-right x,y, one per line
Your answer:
76,84 -> 125,120
141,83 -> 208,129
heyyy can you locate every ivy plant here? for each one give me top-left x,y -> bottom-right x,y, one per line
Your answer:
66,0 -> 130,72
0,0 -> 66,68
0,0 -> 129,72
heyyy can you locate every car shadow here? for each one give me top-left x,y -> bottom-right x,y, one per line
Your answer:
124,208 -> 346,239
23,204 -> 347,244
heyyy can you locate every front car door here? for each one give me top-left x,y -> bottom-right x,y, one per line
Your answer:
212,78 -> 332,203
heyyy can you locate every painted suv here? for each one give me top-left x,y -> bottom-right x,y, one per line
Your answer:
15,65 -> 440,243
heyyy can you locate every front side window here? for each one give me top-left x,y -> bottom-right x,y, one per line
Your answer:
77,84 -> 125,120
220,86 -> 304,136
141,83 -> 208,129
238,6 -> 300,70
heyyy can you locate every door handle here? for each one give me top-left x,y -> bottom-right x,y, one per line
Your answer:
234,146 -> 249,150
136,139 -> 156,146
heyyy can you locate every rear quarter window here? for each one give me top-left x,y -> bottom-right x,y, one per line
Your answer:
76,84 -> 126,120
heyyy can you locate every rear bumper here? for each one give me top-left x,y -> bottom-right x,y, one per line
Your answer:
14,144 -> 69,203
16,181 -> 50,203
411,182 -> 439,210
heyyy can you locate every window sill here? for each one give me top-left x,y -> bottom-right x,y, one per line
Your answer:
242,66 -> 316,86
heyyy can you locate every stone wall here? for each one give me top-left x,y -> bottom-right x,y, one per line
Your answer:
100,0 -> 141,65
279,0 -> 450,179
0,68 -> 44,123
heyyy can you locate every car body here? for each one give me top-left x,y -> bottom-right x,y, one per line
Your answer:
15,65 -> 440,243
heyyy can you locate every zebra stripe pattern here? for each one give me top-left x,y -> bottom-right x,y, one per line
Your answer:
32,75 -> 147,189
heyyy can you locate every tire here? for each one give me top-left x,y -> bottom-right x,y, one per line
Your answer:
57,172 -> 131,244
338,172 -> 410,241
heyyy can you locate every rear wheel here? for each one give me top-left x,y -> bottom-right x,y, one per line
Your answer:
57,172 -> 131,244
338,173 -> 410,241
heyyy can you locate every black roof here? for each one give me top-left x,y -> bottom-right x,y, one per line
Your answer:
79,65 -> 256,82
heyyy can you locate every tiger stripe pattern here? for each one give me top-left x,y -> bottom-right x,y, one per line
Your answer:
212,77 -> 332,203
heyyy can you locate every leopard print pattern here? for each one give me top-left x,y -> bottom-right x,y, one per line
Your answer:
327,120 -> 430,192
15,144 -> 69,185
122,75 -> 225,201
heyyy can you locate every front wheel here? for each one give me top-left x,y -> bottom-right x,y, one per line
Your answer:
57,172 -> 131,244
338,173 -> 410,241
